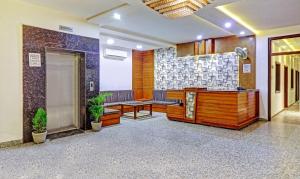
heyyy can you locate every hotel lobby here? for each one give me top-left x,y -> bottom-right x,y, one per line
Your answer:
1,0 -> 300,178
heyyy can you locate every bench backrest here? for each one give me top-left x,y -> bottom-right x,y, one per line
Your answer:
101,90 -> 134,103
153,90 -> 178,103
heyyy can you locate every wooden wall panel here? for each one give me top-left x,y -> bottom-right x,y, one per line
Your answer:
195,40 -> 206,55
214,35 -> 256,89
142,50 -> 154,99
132,50 -> 154,100
205,39 -> 215,54
132,50 -> 143,99
176,42 -> 195,57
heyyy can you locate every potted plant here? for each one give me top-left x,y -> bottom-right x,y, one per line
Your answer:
32,108 -> 47,144
88,92 -> 112,132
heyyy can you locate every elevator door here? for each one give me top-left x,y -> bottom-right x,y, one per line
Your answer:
46,52 -> 79,134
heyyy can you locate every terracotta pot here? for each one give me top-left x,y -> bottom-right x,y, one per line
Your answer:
32,131 -> 47,144
91,121 -> 103,132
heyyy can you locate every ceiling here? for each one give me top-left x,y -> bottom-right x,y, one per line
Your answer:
224,0 -> 300,31
23,0 -> 300,50
23,0 -> 125,18
272,37 -> 300,53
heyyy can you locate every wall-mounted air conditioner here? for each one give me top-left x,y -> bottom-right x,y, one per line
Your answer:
103,48 -> 128,60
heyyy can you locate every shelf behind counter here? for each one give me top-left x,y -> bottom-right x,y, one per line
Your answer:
166,88 -> 259,130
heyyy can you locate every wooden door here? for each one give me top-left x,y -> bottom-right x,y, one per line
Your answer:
284,66 -> 288,108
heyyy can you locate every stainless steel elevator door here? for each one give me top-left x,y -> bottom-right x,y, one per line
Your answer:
46,52 -> 79,134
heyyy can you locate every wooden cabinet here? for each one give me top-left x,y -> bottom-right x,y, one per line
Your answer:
166,90 -> 185,100
196,92 -> 239,126
167,105 -> 185,121
166,90 -> 186,122
196,90 -> 259,129
166,88 -> 260,130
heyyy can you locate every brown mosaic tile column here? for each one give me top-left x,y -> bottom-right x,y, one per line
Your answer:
23,25 -> 99,142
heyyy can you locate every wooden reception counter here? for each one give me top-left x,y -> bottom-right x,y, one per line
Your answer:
167,88 -> 259,130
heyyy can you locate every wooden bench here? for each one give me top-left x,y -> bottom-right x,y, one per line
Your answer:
102,108 -> 121,127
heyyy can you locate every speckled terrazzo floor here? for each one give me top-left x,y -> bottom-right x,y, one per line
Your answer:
1,111 -> 300,179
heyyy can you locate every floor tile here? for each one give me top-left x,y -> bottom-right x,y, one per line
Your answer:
1,106 -> 300,178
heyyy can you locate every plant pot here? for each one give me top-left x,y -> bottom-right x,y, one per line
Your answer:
32,131 -> 47,144
91,121 -> 103,132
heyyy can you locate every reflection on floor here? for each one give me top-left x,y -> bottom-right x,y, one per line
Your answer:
0,112 -> 300,178
272,102 -> 300,125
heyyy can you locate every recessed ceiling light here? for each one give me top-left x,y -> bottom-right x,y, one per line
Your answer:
240,31 -> 245,35
197,35 -> 203,40
224,22 -> 232,28
113,13 -> 121,20
136,45 -> 143,49
107,39 -> 114,45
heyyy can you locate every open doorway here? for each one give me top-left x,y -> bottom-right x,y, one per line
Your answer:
268,35 -> 300,121
284,66 -> 288,108
296,71 -> 299,101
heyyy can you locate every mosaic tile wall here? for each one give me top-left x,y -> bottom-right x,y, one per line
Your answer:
154,47 -> 239,90
186,92 -> 196,119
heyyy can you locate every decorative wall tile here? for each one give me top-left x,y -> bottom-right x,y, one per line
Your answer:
186,92 -> 196,119
154,47 -> 239,90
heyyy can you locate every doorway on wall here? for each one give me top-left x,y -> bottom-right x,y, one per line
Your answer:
268,34 -> 300,121
46,51 -> 80,134
296,71 -> 300,101
284,66 -> 288,108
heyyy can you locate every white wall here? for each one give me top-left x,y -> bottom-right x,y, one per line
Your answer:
0,0 -> 100,143
256,25 -> 300,119
100,45 -> 132,91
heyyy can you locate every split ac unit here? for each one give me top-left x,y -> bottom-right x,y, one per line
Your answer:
103,48 -> 128,60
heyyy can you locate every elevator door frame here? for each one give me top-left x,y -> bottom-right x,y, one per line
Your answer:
45,49 -> 85,133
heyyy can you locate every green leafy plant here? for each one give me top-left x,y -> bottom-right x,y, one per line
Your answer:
88,92 -> 112,123
32,108 -> 47,133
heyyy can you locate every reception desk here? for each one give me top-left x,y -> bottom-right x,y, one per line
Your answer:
167,88 -> 259,130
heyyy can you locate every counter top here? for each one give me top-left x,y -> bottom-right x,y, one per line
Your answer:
198,89 -> 259,93
166,89 -> 259,93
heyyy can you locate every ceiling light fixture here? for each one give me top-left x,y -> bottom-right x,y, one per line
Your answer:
224,22 -> 232,28
143,0 -> 214,19
107,39 -> 114,45
240,31 -> 245,35
136,45 -> 143,49
197,35 -> 203,40
113,13 -> 121,20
